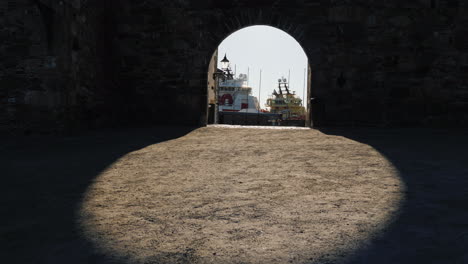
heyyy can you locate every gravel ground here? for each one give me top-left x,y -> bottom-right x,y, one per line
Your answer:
2,126 -> 467,264
79,126 -> 404,264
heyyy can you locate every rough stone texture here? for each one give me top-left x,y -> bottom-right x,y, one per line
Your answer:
1,0 -> 468,131
1,126 -> 467,263
79,126 -> 404,264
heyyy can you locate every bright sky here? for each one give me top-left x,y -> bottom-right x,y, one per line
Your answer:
218,25 -> 308,109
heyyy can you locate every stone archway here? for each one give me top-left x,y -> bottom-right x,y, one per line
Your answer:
196,10 -> 327,127
4,1 -> 466,131
41,1 -> 463,129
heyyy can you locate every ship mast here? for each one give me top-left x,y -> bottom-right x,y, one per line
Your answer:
277,77 -> 291,97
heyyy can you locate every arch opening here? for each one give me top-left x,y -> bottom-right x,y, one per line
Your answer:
206,25 -> 312,127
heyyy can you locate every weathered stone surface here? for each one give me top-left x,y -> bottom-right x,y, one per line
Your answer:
1,0 -> 467,132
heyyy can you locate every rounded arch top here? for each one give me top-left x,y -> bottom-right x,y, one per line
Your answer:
202,9 -> 323,71
218,25 -> 309,62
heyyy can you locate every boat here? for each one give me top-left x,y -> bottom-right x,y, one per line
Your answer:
266,77 -> 306,125
213,54 -> 283,125
218,73 -> 260,113
217,55 -> 260,113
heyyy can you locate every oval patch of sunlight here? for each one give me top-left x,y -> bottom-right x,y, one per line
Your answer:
78,126 -> 405,264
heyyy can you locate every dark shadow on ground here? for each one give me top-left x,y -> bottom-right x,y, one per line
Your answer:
2,127 -> 468,264
318,128 -> 468,264
0,126 -> 196,264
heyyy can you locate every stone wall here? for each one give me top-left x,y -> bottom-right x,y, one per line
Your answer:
0,0 -> 100,132
1,0 -> 467,132
207,50 -> 218,124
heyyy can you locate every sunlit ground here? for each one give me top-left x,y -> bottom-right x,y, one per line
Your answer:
209,124 -> 311,130
79,126 -> 405,264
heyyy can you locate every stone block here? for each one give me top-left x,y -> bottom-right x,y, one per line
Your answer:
389,16 -> 412,27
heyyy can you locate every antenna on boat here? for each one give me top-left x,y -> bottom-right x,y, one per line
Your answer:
258,69 -> 262,123
247,67 -> 250,86
278,78 -> 283,95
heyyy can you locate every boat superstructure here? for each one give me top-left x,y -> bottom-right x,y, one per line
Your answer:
266,77 -> 305,120
217,55 -> 259,113
218,73 -> 259,113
